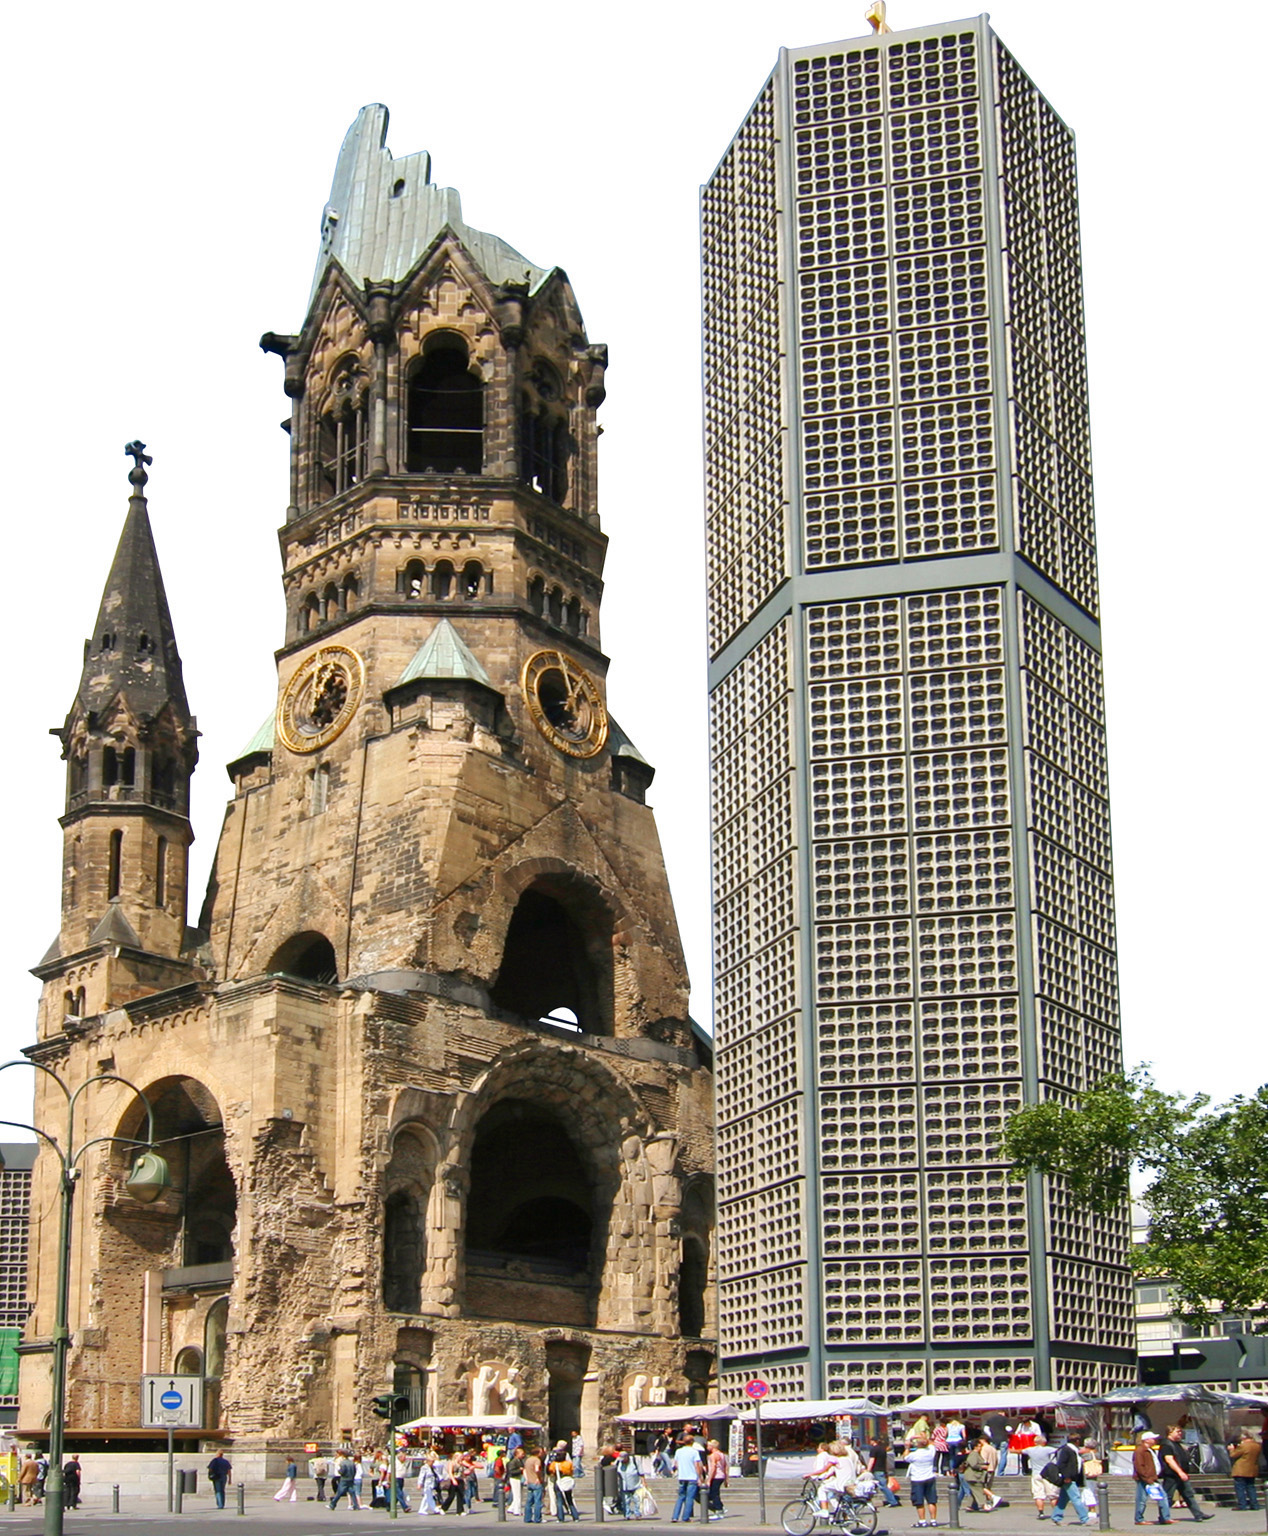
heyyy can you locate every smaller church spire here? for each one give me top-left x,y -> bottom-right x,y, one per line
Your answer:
71,443 -> 191,726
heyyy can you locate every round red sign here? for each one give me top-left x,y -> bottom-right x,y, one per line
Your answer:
745,1378 -> 770,1400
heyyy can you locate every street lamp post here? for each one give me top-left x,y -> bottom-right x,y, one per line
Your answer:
0,1061 -> 170,1536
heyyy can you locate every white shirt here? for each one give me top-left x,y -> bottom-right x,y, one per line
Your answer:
906,1446 -> 938,1482
673,1444 -> 704,1482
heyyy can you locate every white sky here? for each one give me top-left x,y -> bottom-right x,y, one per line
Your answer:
0,0 -> 1263,1137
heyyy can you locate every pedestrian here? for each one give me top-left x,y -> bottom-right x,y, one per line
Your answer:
274,1457 -> 299,1501
354,1450 -> 369,1507
208,1451 -> 233,1510
906,1431 -> 939,1529
1045,1433 -> 1092,1526
653,1433 -> 673,1479
933,1421 -> 950,1476
946,1418 -> 967,1466
1228,1431 -> 1262,1511
616,1450 -> 643,1519
867,1432 -> 901,1509
311,1453 -> 330,1501
704,1440 -> 728,1519
1028,1438 -> 1057,1520
671,1436 -> 705,1523
441,1450 -> 468,1515
572,1430 -> 586,1480
507,1447 -> 526,1516
961,1437 -> 991,1513
548,1443 -> 579,1523
1161,1426 -> 1210,1521
523,1446 -> 545,1524
19,1455 -> 38,1504
62,1454 -> 83,1509
330,1451 -> 361,1510
1133,1432 -> 1173,1526
418,1452 -> 442,1515
33,1454 -> 48,1506
975,1434 -> 1008,1512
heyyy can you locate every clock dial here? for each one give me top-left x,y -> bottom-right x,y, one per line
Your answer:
521,649 -> 608,759
277,644 -> 366,754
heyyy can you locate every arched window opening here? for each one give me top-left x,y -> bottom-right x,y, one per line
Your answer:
75,987 -> 86,1016
173,1346 -> 203,1376
99,632 -> 114,653
204,1297 -> 228,1431
407,337 -> 483,474
679,1237 -> 707,1338
400,559 -> 426,598
318,361 -> 368,501
103,747 -> 119,788
547,587 -> 564,626
521,407 -> 570,503
63,991 -> 76,1020
431,561 -> 454,601
307,764 -> 330,816
383,1190 -> 424,1314
267,931 -> 339,984
120,747 -> 135,787
490,881 -> 614,1035
155,837 -> 168,908
302,593 -> 322,633
138,632 -> 153,654
528,576 -> 545,617
153,757 -> 177,804
465,1101 -> 598,1295
461,561 -> 484,600
323,583 -> 340,622
342,572 -> 359,609
545,1340 -> 591,1448
107,829 -> 122,899
564,597 -> 581,634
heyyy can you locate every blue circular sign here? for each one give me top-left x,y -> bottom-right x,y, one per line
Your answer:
160,1390 -> 183,1409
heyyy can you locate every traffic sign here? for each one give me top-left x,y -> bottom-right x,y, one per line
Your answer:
745,1378 -> 769,1401
141,1374 -> 204,1429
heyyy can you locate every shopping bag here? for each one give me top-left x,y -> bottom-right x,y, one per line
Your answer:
635,1486 -> 659,1518
1146,1484 -> 1164,1502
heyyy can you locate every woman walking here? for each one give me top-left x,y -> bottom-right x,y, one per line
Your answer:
273,1457 -> 299,1502
906,1432 -> 939,1529
417,1452 -> 441,1515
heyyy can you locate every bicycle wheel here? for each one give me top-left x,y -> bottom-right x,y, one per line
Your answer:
839,1498 -> 878,1536
781,1497 -> 819,1536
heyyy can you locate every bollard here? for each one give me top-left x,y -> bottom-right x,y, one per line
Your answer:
594,1470 -> 605,1524
495,1478 -> 506,1523
1098,1481 -> 1110,1531
7,1483 -> 15,1513
112,1483 -> 120,1514
237,1481 -> 246,1515
175,1478 -> 183,1515
949,1483 -> 961,1529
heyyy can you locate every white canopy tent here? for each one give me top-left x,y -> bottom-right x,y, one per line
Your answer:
735,1398 -> 888,1422
898,1392 -> 1091,1416
397,1413 -> 544,1433
617,1404 -> 739,1424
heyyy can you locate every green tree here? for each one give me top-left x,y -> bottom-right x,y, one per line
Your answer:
1002,1073 -> 1268,1330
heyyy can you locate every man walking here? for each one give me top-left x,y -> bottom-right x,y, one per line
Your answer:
330,1451 -> 360,1510
208,1451 -> 232,1510
523,1447 -> 544,1524
1161,1426 -> 1210,1521
1047,1434 -> 1091,1526
1133,1432 -> 1172,1525
671,1436 -> 705,1523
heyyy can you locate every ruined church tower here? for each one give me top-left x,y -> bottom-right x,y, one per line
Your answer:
20,106 -> 713,1461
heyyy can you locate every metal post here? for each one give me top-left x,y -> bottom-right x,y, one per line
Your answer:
167,1426 -> 175,1512
496,1477 -> 506,1522
43,1166 -> 75,1536
237,1480 -> 245,1515
754,1400 -> 766,1526
111,1484 -> 119,1514
594,1466 -> 605,1523
175,1476 -> 183,1515
949,1482 -> 961,1528
1098,1481 -> 1110,1531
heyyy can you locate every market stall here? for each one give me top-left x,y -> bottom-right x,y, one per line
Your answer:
896,1391 -> 1095,1473
395,1413 -> 545,1465
1093,1385 -> 1231,1475
732,1398 -> 889,1479
615,1403 -> 739,1464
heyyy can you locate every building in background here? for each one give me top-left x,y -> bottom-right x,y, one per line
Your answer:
20,105 -> 713,1461
0,1145 -> 34,1429
702,13 -> 1135,1402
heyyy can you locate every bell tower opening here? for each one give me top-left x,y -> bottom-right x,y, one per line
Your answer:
407,334 -> 483,473
267,931 -> 339,984
490,880 -> 614,1035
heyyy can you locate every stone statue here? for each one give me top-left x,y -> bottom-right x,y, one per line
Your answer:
471,1363 -> 500,1417
627,1373 -> 648,1413
499,1368 -> 520,1416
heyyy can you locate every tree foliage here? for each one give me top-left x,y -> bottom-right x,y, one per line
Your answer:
1002,1072 -> 1268,1330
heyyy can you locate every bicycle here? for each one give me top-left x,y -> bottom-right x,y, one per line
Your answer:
782,1477 -> 879,1536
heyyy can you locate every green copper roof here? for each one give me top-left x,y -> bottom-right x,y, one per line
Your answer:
236,709 -> 276,759
397,620 -> 492,687
607,717 -> 650,765
311,105 -> 550,309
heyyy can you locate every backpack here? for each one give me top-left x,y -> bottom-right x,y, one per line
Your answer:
555,1458 -> 573,1477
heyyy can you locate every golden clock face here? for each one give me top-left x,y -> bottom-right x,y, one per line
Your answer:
521,649 -> 608,759
277,644 -> 366,754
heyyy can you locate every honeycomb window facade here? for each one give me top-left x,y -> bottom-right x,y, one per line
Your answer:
703,17 -> 1135,1403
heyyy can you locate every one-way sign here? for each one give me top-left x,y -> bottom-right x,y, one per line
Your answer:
141,1374 -> 204,1429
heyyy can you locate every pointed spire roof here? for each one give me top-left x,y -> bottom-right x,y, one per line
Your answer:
73,443 -> 189,725
89,898 -> 142,949
396,619 -> 493,687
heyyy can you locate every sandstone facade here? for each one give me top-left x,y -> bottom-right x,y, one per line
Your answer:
20,105 -> 714,1455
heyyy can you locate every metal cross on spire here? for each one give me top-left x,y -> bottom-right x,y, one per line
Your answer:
125,439 -> 152,496
866,1 -> 893,33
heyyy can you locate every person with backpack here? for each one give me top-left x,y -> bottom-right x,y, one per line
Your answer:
329,1451 -> 360,1509
1044,1434 -> 1091,1526
208,1451 -> 232,1510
